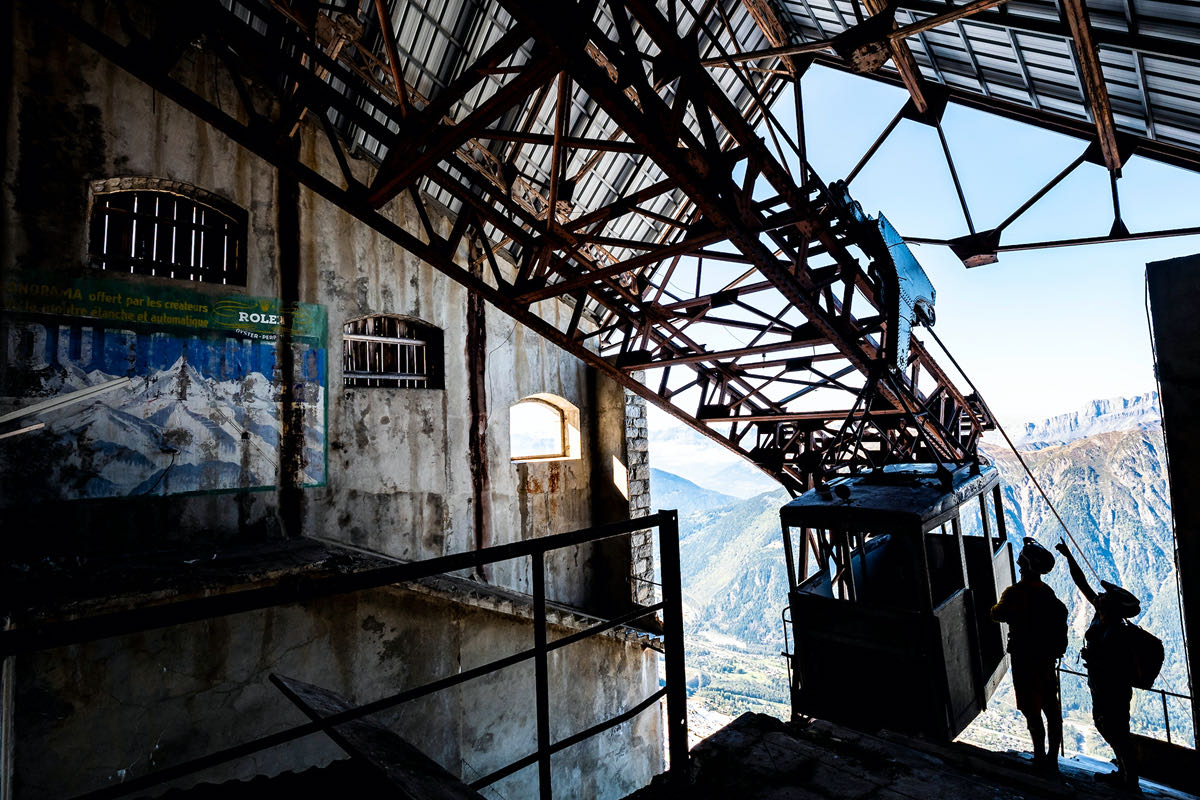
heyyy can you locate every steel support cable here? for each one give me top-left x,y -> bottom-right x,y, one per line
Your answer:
1143,273 -> 1194,698
919,323 -> 1101,581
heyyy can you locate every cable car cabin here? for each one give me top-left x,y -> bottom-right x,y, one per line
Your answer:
780,463 -> 1015,742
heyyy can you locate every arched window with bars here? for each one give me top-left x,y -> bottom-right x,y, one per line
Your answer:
342,315 -> 444,389
87,180 -> 248,285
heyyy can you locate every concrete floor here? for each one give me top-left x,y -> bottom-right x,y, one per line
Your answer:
629,713 -> 1198,800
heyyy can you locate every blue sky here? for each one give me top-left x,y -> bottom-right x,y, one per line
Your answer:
648,64 -> 1200,492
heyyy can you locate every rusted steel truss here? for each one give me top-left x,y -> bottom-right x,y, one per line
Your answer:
53,0 -> 997,494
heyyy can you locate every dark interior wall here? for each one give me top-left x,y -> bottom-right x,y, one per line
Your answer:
1,4 -> 283,556
293,130 -> 633,606
1,6 -> 662,797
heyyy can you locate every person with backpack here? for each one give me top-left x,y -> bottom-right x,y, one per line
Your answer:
1056,539 -> 1147,792
991,538 -> 1068,773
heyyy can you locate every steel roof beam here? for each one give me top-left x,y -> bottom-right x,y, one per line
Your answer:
520,204 -> 811,304
564,178 -> 679,233
864,0 -> 930,115
810,53 -> 1200,174
721,0 -> 1010,67
1059,0 -> 1124,174
740,0 -> 809,75
515,0 -> 857,342
621,335 -> 834,369
700,408 -> 906,422
516,228 -> 732,303
368,30 -> 553,206
478,128 -> 644,153
498,0 -> 979,472
372,0 -> 412,116
424,162 -> 789,420
424,166 -> 689,342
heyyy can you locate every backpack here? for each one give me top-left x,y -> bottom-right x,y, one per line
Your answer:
1036,594 -> 1069,660
1127,623 -> 1165,690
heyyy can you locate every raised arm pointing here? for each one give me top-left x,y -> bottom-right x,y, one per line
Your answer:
1055,539 -> 1098,607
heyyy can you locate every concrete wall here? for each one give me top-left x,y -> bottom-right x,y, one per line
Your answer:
2,10 -> 285,552
1,3 -> 641,607
11,586 -> 662,799
2,3 -> 660,797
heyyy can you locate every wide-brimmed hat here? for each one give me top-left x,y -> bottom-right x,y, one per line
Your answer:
1099,580 -> 1141,618
1017,538 -> 1055,575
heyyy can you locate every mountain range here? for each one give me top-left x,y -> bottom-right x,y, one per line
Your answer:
649,468 -> 739,515
653,392 -> 1194,752
1006,391 -> 1161,448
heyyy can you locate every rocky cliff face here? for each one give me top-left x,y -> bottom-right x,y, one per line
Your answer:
1010,392 -> 1161,448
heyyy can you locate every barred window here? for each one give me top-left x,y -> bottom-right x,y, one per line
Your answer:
343,315 -> 443,389
88,187 -> 247,285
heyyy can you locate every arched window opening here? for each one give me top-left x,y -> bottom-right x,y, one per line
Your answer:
343,315 -> 444,389
510,394 -> 580,462
88,181 -> 247,285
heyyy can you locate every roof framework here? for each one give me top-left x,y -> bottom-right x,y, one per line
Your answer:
51,0 -> 1200,494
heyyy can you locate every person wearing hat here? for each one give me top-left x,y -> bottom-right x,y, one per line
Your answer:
1056,539 -> 1142,791
991,537 -> 1068,773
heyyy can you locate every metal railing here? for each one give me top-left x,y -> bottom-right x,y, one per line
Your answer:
780,610 -> 1195,750
3,511 -> 688,800
1057,665 -> 1194,747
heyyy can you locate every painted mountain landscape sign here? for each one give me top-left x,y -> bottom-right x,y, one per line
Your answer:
0,276 -> 327,505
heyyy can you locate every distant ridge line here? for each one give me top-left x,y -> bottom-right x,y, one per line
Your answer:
1010,392 -> 1161,448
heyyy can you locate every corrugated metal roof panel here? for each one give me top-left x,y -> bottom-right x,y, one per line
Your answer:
218,0 -> 1199,328
770,0 -> 1200,169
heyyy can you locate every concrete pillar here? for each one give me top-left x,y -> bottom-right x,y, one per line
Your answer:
624,376 -> 656,605
1145,253 -> 1200,743
588,368 -> 656,609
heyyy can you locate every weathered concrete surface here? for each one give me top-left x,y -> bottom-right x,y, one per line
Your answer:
2,2 -> 661,798
1,540 -> 393,623
2,6 -> 283,552
13,585 -> 661,799
2,3 -> 629,605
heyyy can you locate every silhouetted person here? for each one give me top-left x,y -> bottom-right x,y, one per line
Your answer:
991,538 -> 1067,772
1056,539 -> 1142,792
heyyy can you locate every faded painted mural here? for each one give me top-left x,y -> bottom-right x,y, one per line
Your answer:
0,277 -> 327,505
